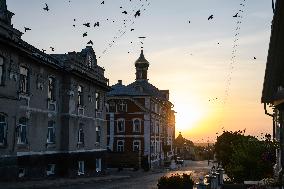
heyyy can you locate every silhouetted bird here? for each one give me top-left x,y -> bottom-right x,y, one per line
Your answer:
254,57 -> 256,60
134,10 -> 141,18
122,11 -> 127,14
188,20 -> 191,23
42,49 -> 46,53
233,13 -> 238,17
87,40 -> 93,45
208,15 -> 213,20
131,29 -> 134,31
43,3 -> 49,11
101,1 -> 104,4
83,32 -> 87,37
83,23 -> 90,27
74,19 -> 76,21
50,47 -> 54,51
94,22 -> 99,27
120,6 -> 123,8
24,27 -> 31,32
73,24 -> 75,27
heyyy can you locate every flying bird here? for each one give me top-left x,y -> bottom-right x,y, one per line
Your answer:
24,27 -> 31,32
87,40 -> 93,45
101,1 -> 104,4
94,22 -> 99,27
73,24 -> 75,27
50,47 -> 54,51
43,3 -> 49,11
122,11 -> 128,14
134,10 -> 141,18
83,32 -> 87,37
83,23 -> 90,27
233,13 -> 238,17
130,28 -> 134,31
188,20 -> 191,23
208,15 -> 213,20
254,57 -> 256,60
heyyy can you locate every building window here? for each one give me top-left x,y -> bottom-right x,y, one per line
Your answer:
48,77 -> 56,101
117,119 -> 125,133
78,161 -> 85,175
133,119 -> 141,133
0,113 -> 7,145
88,55 -> 92,68
46,164 -> 55,176
0,57 -> 4,85
109,101 -> 116,112
96,158 -> 101,172
78,124 -> 84,144
96,126 -> 101,143
19,66 -> 29,94
117,101 -> 126,112
47,121 -> 55,144
78,85 -> 83,106
17,117 -> 27,144
117,140 -> 124,152
133,140 -> 140,152
95,92 -> 100,110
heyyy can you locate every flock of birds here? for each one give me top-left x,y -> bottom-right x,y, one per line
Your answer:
23,0 -> 149,55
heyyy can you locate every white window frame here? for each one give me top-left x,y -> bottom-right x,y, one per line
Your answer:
46,164 -> 55,176
132,118 -> 141,133
133,140 -> 141,152
48,76 -> 56,101
19,66 -> 29,94
47,121 -> 55,144
96,158 -> 101,172
117,118 -> 125,133
78,161 -> 85,175
17,117 -> 27,144
117,101 -> 127,112
78,124 -> 84,144
96,126 -> 101,143
0,113 -> 7,145
117,140 -> 124,152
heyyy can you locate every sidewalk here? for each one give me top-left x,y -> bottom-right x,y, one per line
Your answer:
0,175 -> 131,189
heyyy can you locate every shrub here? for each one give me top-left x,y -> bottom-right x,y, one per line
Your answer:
157,173 -> 194,189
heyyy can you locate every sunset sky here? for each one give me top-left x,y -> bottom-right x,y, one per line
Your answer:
7,0 -> 274,142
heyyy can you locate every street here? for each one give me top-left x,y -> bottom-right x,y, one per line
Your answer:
54,161 -> 211,189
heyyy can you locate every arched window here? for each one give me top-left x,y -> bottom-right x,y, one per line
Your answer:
78,85 -> 84,106
78,124 -> 84,144
47,121 -> 55,144
133,140 -> 140,152
117,140 -> 124,152
117,118 -> 125,133
48,77 -> 56,101
19,66 -> 29,94
17,117 -> 27,144
0,113 -> 7,145
133,119 -> 141,133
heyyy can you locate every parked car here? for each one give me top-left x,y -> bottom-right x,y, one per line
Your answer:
176,157 -> 184,165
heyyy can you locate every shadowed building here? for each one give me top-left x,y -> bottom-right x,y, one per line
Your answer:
261,0 -> 284,180
0,0 -> 110,180
106,50 -> 175,169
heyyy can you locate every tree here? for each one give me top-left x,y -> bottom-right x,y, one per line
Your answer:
215,131 -> 277,183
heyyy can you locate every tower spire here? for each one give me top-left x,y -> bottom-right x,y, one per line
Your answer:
135,48 -> 149,81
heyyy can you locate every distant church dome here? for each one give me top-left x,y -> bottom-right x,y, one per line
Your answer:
135,50 -> 149,67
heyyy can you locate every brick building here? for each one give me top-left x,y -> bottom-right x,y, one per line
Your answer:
106,50 -> 175,169
0,0 -> 110,180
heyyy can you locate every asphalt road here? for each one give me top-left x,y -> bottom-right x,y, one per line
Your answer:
54,160 -> 211,189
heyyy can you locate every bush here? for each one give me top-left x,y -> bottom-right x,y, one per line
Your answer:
157,173 -> 194,189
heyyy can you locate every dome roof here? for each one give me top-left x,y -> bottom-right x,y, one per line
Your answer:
135,50 -> 149,67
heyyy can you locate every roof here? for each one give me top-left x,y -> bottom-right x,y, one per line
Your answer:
261,0 -> 284,103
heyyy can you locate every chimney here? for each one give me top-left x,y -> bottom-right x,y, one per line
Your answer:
118,80 -> 122,85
